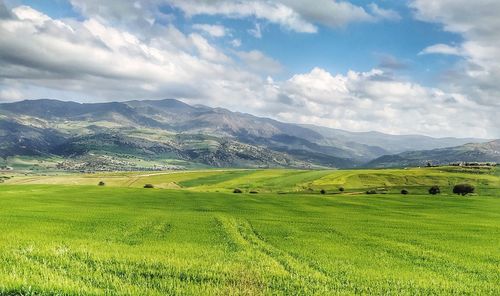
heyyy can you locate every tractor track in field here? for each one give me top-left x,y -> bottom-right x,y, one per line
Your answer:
215,216 -> 333,290
6,177 -> 45,184
124,175 -> 141,187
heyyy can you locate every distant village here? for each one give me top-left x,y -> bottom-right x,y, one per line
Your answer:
448,162 -> 497,167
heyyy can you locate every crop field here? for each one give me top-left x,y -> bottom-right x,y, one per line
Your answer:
0,167 -> 499,295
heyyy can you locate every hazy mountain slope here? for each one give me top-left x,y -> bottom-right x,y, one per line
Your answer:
0,99 -> 163,128
0,119 -> 66,157
126,99 -> 324,142
366,140 -> 500,168
51,132 -> 308,168
302,124 -> 489,154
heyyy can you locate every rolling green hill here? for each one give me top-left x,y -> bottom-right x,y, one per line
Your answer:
5,166 -> 500,194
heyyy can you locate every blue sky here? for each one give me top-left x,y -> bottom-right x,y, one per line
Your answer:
0,0 -> 498,138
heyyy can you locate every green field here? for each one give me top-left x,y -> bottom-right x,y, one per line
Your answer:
0,167 -> 499,295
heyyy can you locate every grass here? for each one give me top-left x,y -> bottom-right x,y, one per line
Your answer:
0,167 -> 499,295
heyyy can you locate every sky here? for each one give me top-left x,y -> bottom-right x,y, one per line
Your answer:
0,0 -> 498,138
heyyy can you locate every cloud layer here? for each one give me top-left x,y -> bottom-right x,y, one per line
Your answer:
411,0 -> 500,107
0,1 -> 498,138
0,4 -> 266,106
276,68 -> 492,137
167,0 -> 400,33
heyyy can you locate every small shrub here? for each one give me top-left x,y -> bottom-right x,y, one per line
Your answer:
366,190 -> 377,195
401,189 -> 409,195
339,187 -> 345,192
233,188 -> 243,193
320,189 -> 326,195
144,184 -> 154,189
428,186 -> 440,195
249,190 -> 258,194
453,184 -> 475,196
98,181 -> 106,186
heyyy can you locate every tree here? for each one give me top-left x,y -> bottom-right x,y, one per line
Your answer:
453,184 -> 475,196
339,187 -> 345,192
98,181 -> 105,186
401,189 -> 409,195
320,189 -> 326,195
144,184 -> 154,189
233,188 -> 242,193
429,186 -> 440,195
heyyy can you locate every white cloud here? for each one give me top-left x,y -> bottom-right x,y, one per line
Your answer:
0,4 -> 262,107
230,38 -> 242,47
236,50 -> 284,75
419,44 -> 461,56
189,33 -> 231,62
69,1 -> 401,35
65,1 -> 402,39
281,0 -> 400,27
167,0 -> 400,35
248,23 -> 262,38
69,0 -> 166,29
277,0 -> 373,28
192,23 -> 228,37
0,87 -> 22,101
411,0 -> 500,108
368,3 -> 401,21
274,67 -> 495,137
410,0 -> 500,42
167,0 -> 317,33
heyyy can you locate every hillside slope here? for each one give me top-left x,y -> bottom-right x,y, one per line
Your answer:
366,140 -> 500,168
302,124 -> 489,154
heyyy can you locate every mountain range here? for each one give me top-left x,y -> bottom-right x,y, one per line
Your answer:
366,140 -> 500,168
0,99 -> 496,170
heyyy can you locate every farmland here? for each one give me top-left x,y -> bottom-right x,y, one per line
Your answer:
0,167 -> 499,295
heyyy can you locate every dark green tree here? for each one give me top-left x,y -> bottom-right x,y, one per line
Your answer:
429,186 -> 440,195
453,184 -> 475,196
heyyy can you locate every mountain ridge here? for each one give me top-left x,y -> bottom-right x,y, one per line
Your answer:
0,98 -> 493,170
366,140 -> 500,168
